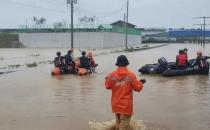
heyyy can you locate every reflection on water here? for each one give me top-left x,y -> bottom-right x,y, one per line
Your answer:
0,44 -> 210,130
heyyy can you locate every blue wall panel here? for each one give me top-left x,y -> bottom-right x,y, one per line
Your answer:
169,30 -> 210,37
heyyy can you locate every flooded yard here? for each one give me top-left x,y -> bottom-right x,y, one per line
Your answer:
0,43 -> 210,130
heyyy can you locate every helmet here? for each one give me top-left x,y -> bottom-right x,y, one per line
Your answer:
115,55 -> 129,67
196,50 -> 202,56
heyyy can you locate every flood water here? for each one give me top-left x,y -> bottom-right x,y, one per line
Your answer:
0,44 -> 210,130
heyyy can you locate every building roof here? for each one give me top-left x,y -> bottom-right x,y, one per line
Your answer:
110,20 -> 136,28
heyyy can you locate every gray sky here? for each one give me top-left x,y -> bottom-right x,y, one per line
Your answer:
0,0 -> 210,28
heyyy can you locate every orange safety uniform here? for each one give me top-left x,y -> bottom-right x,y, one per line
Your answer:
105,67 -> 144,115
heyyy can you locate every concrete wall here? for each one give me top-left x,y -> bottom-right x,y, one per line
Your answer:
103,32 -> 141,48
19,32 -> 141,48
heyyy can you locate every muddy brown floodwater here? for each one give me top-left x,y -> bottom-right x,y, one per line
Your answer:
0,44 -> 210,130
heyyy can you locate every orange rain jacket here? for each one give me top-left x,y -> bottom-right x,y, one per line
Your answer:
105,67 -> 144,115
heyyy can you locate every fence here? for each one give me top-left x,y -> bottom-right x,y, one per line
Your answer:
18,24 -> 141,35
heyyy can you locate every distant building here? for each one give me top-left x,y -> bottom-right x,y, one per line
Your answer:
169,29 -> 210,43
143,32 -> 169,43
137,28 -> 168,43
138,28 -> 166,36
169,29 -> 210,37
111,20 -> 136,28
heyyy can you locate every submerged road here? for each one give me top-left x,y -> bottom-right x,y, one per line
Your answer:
0,44 -> 210,130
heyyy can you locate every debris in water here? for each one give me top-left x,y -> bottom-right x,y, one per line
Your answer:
26,62 -> 38,67
8,64 -> 21,68
125,47 -> 134,52
0,67 -> 7,70
0,70 -> 18,75
38,60 -> 52,64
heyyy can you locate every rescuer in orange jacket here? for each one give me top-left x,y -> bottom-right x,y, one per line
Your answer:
86,52 -> 98,67
105,55 -> 146,130
176,50 -> 188,69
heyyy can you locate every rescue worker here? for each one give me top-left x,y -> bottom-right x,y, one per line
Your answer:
75,51 -> 91,75
54,52 -> 65,68
64,49 -> 76,74
86,51 -> 98,67
192,50 -> 210,69
105,55 -> 146,130
64,49 -> 74,65
86,51 -> 98,73
176,50 -> 188,69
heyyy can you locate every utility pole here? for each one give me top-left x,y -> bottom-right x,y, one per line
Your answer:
71,1 -> 74,49
193,17 -> 210,48
194,23 -> 210,46
67,0 -> 77,50
125,0 -> 129,50
124,13 -> 126,44
193,24 -> 203,46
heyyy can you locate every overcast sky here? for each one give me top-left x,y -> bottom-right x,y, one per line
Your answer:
0,0 -> 210,28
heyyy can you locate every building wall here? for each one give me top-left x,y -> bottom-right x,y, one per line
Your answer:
19,32 -> 141,48
169,30 -> 210,37
103,32 -> 141,48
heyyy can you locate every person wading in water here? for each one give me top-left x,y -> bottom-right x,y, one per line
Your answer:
105,55 -> 146,130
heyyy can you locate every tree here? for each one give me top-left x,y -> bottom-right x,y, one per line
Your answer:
32,16 -> 46,28
33,16 -> 39,25
79,16 -> 96,28
97,24 -> 104,30
53,22 -> 67,28
39,17 -> 46,25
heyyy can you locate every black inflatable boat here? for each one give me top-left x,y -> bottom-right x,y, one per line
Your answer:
138,57 -> 209,76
